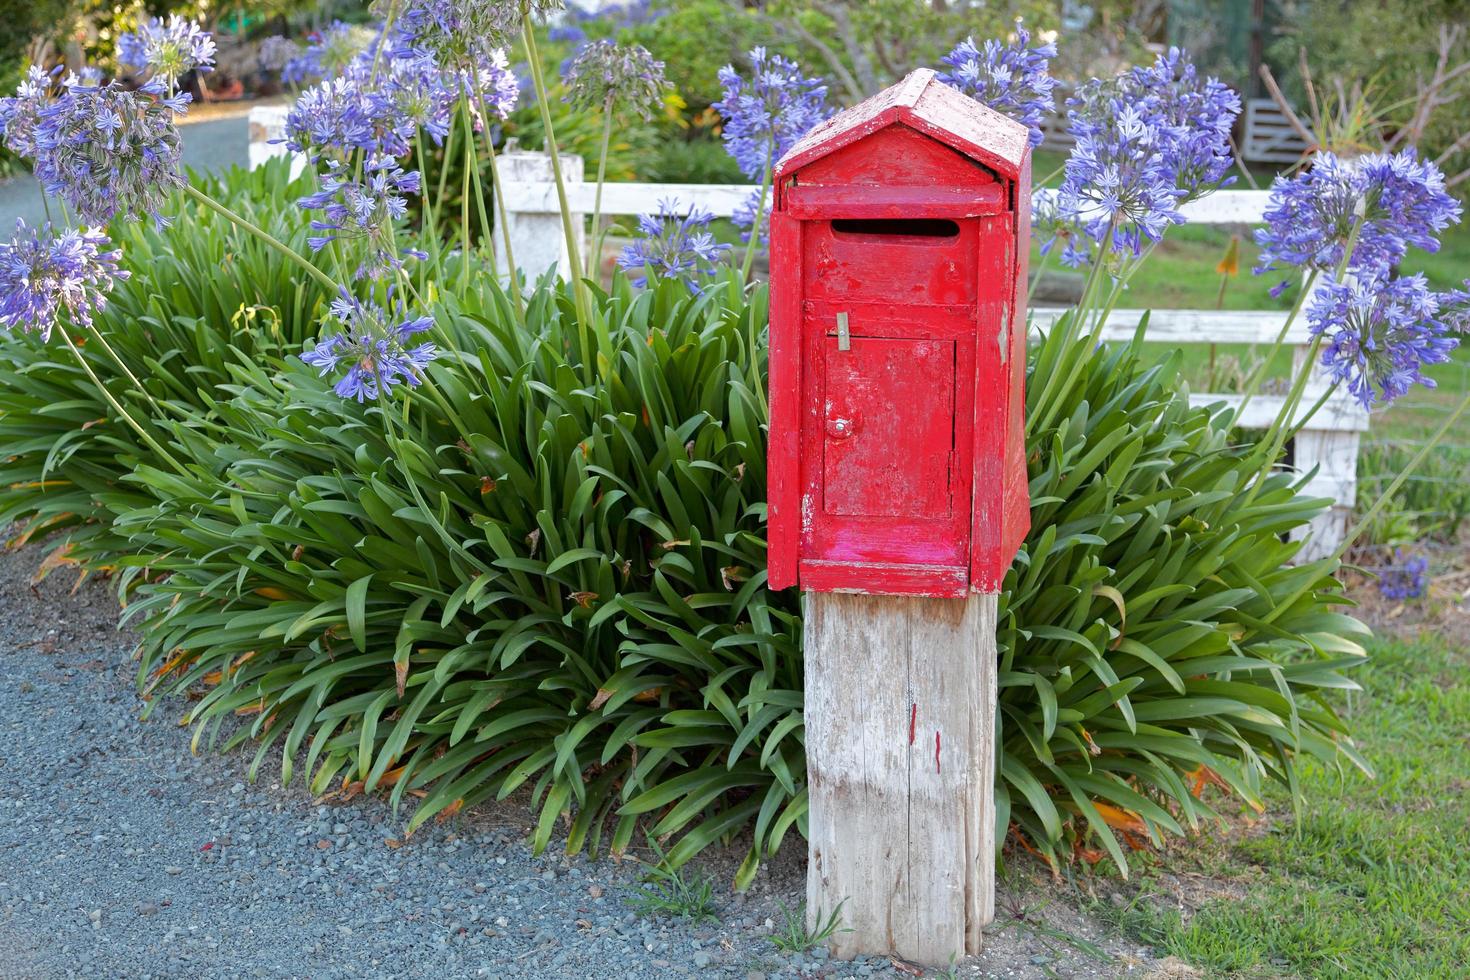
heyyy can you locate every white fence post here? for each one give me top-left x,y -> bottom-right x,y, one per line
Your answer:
246,104 -> 307,178
495,150 -> 585,284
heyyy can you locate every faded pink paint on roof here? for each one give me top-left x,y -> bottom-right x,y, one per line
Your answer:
776,68 -> 1030,182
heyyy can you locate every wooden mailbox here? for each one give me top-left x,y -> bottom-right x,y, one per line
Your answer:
766,70 -> 1033,965
768,67 -> 1031,599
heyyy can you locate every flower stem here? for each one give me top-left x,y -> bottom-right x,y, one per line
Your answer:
590,102 -> 614,277
740,150 -> 775,283
1233,269 -> 1317,421
521,19 -> 588,316
463,102 -> 496,264
59,331 -> 188,477
181,184 -> 337,294
470,85 -> 526,324
415,139 -> 443,275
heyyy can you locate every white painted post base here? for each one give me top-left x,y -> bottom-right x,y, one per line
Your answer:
804,590 -> 998,965
494,150 -> 585,285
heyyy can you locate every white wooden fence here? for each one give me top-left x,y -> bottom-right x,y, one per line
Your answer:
248,105 -> 1364,558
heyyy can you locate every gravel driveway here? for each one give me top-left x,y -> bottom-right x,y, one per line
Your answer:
0,537 -> 1160,980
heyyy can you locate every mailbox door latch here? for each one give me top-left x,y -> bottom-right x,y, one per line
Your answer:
836,312 -> 850,351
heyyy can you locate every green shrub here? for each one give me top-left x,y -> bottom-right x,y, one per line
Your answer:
0,161 -> 1368,883
0,159 -> 331,560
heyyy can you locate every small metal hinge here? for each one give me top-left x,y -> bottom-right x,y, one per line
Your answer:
836,312 -> 851,351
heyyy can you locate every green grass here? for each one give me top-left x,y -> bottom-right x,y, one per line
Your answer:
1099,633 -> 1470,978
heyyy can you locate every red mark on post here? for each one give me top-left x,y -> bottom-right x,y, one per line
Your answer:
935,731 -> 942,773
909,703 -> 917,744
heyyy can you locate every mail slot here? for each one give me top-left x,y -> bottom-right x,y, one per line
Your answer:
767,69 -> 1032,597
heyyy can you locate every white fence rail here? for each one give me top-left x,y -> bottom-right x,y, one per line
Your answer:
248,105 -> 1360,558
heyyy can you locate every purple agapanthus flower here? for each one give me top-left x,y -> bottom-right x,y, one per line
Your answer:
1255,150 -> 1462,295
393,0 -> 562,71
298,157 -> 423,280
617,198 -> 729,291
284,35 -> 500,159
562,40 -> 667,120
1051,48 -> 1239,266
282,21 -> 373,87
0,64 -> 51,160
731,188 -> 768,246
938,24 -> 1057,147
0,220 -> 129,342
31,74 -> 187,226
713,47 -> 831,180
1306,272 -> 1459,408
1378,549 -> 1429,600
458,50 -> 520,123
300,291 -> 438,402
257,36 -> 301,77
117,14 -> 216,84
1439,280 -> 1470,335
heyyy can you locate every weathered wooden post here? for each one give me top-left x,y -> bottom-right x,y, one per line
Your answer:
766,69 -> 1031,966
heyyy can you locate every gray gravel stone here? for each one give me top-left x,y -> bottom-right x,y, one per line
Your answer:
0,538 -> 1157,980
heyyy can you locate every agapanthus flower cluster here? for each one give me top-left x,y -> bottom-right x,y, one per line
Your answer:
562,40 -> 667,120
0,64 -> 51,160
1378,549 -> 1429,600
301,292 -> 438,402
1306,272 -> 1459,408
282,21 -> 375,87
284,36 -> 515,161
298,157 -> 424,280
731,188 -> 767,246
117,14 -> 217,83
1254,150 -> 1462,294
1439,280 -> 1470,335
1032,190 -> 1090,267
31,74 -> 188,225
617,199 -> 729,291
714,47 -> 831,180
1050,48 -> 1240,266
0,220 -> 128,342
937,25 -> 1057,147
257,35 -> 302,76
456,50 -> 520,124
392,0 -> 563,72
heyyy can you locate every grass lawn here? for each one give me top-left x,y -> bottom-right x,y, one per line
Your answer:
1094,628 -> 1470,978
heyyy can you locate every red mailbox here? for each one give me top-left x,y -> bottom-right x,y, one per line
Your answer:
767,68 -> 1031,598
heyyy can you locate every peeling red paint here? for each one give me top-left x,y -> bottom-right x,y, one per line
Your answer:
909,703 -> 917,744
935,730 -> 942,773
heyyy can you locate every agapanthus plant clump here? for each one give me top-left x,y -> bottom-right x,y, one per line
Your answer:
1048,48 -> 1239,266
0,220 -> 127,341
117,14 -> 217,82
938,23 -> 1057,147
617,199 -> 729,291
300,291 -> 438,402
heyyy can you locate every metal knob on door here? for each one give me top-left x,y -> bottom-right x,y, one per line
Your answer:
826,412 -> 858,439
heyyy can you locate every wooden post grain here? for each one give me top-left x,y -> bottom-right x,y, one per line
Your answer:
804,590 -> 998,964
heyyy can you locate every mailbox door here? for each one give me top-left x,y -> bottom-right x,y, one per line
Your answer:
798,302 -> 976,596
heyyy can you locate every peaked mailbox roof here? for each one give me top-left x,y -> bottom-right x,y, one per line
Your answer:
775,68 -> 1030,182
